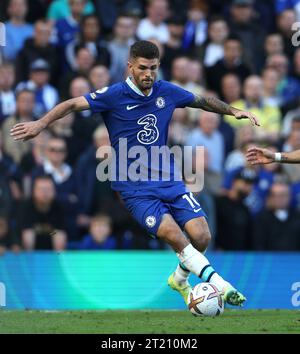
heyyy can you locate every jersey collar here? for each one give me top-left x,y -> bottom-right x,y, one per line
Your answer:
125,77 -> 153,97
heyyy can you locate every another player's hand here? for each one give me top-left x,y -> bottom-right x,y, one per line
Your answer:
233,110 -> 260,126
10,120 -> 45,141
246,146 -> 275,165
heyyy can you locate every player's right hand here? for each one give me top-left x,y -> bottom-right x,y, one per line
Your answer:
246,146 -> 275,165
10,121 -> 45,141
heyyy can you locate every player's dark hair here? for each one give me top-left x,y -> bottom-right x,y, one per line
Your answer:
129,40 -> 160,60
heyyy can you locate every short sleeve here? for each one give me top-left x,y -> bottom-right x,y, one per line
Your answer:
167,82 -> 195,108
84,86 -> 114,113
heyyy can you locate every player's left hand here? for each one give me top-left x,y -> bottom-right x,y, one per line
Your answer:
234,110 -> 260,126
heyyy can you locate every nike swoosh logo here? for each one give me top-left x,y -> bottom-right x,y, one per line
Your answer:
193,208 -> 202,213
126,104 -> 140,110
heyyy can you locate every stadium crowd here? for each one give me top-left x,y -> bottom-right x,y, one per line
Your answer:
1,0 -> 300,252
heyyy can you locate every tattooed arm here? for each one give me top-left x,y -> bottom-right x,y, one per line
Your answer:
187,95 -> 260,126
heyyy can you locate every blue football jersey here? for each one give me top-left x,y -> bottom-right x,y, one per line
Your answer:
84,77 -> 195,191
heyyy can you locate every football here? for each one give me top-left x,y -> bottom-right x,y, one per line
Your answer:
188,282 -> 224,317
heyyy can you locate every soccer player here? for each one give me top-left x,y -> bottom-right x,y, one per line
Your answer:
247,146 -> 300,164
11,41 -> 259,307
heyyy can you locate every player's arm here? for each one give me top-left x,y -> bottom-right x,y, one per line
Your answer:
246,146 -> 300,164
187,94 -> 260,126
10,96 -> 90,141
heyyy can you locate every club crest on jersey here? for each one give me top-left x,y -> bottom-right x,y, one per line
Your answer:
137,114 -> 159,144
156,97 -> 165,108
145,216 -> 156,228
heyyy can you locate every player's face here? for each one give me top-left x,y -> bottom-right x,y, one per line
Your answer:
128,57 -> 159,92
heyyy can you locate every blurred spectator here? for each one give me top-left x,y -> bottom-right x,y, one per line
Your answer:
205,36 -> 251,96
147,38 -> 165,80
187,59 -> 204,87
16,59 -> 59,117
215,168 -> 254,250
54,0 -> 87,49
19,175 -> 67,250
0,132 -> 21,210
281,129 -> 300,182
187,111 -> 224,194
168,108 -> 189,146
224,75 -> 281,142
65,15 -> 111,71
220,73 -> 242,103
160,16 -> 186,80
266,53 -> 300,105
291,47 -> 300,82
31,136 -> 79,240
15,19 -> 59,85
228,0 -> 266,72
253,182 -> 300,250
282,111 -> 300,139
75,125 -> 111,223
68,214 -> 118,250
47,0 -> 94,21
262,67 -> 281,107
222,163 -> 275,216
94,0 -> 143,35
264,33 -> 284,60
224,126 -> 255,172
19,130 -> 51,196
59,46 -> 95,99
66,77 -> 100,154
107,14 -> 136,84
0,62 -> 16,126
2,89 -> 35,164
0,214 -> 21,253
200,16 -> 229,68
276,8 -> 297,60
182,0 -> 208,53
137,0 -> 170,43
171,56 -> 204,123
3,0 -> 34,61
88,65 -> 111,91
0,132 -> 21,254
276,0 -> 300,19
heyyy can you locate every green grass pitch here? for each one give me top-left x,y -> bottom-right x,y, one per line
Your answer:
0,310 -> 299,334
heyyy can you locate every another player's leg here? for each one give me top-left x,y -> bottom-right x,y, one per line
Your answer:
183,217 -> 246,306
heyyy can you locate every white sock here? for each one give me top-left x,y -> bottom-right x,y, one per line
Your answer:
173,246 -> 207,284
176,244 -> 230,291
173,264 -> 190,285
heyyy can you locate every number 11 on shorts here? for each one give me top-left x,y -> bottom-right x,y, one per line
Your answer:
182,193 -> 202,213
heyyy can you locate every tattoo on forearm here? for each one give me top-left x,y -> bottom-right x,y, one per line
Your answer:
188,95 -> 235,115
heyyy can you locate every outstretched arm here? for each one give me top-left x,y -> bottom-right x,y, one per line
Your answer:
187,95 -> 260,126
10,96 -> 90,141
246,146 -> 300,164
